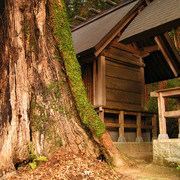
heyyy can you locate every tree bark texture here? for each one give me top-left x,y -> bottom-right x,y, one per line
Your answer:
0,0 -> 126,175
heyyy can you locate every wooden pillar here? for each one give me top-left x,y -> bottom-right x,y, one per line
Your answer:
118,111 -> 126,142
157,92 -> 169,139
152,114 -> 157,140
93,60 -> 97,105
178,118 -> 180,139
177,98 -> 180,138
139,58 -> 145,110
94,56 -> 106,106
136,113 -> 143,142
99,107 -> 104,122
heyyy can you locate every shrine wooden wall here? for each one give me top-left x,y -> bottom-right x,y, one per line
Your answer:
81,63 -> 94,105
105,59 -> 143,111
80,38 -> 146,112
104,40 -> 145,111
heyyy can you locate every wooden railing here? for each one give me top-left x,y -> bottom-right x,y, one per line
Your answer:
151,87 -> 180,139
94,106 -> 157,142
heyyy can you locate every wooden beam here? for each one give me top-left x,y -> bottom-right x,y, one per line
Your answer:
132,45 -> 159,58
74,15 -> 86,22
164,32 -> 180,64
140,45 -> 159,54
140,53 -> 150,58
94,0 -> 145,57
124,111 -> 138,116
151,87 -> 180,139
164,110 -> 180,118
95,12 -> 137,57
105,45 -> 139,61
124,124 -> 137,128
151,87 -> 180,98
110,40 -> 140,54
89,7 -> 101,14
105,123 -> 119,127
104,0 -> 116,6
104,109 -> 120,114
104,51 -> 145,67
155,36 -> 178,77
131,42 -> 140,51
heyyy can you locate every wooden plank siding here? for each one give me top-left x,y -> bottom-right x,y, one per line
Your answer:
107,46 -> 139,62
105,47 -> 144,111
106,89 -> 141,105
106,61 -> 140,82
106,76 -> 141,93
82,63 -> 94,105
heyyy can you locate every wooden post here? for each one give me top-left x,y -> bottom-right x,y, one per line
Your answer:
178,117 -> 180,139
155,36 -> 178,77
95,56 -> 106,106
152,114 -> 157,140
118,111 -> 126,142
136,113 -> 143,142
93,60 -> 97,105
177,98 -> 180,138
99,107 -> 104,123
139,58 -> 145,110
157,92 -> 169,139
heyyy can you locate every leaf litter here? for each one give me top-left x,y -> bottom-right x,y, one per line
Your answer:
4,151 -> 133,180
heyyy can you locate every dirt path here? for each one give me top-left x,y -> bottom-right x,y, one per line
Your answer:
116,162 -> 180,180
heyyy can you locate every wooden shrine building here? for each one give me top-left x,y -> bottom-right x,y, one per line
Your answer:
72,0 -> 180,142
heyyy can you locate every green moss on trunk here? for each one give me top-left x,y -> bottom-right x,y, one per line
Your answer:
49,0 -> 105,138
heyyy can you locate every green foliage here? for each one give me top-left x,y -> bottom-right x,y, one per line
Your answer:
28,142 -> 48,169
29,161 -> 37,170
165,79 -> 180,112
64,0 -> 123,25
169,29 -> 177,37
169,28 -> 180,51
167,78 -> 180,88
49,0 -> 106,138
146,97 -> 158,113
145,82 -> 158,113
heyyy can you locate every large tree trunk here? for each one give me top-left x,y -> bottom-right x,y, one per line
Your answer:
0,0 -> 126,175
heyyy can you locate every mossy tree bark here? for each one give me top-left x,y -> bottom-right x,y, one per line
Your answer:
0,0 -> 126,175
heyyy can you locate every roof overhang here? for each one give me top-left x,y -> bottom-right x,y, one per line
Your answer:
119,0 -> 180,44
72,0 -> 144,58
